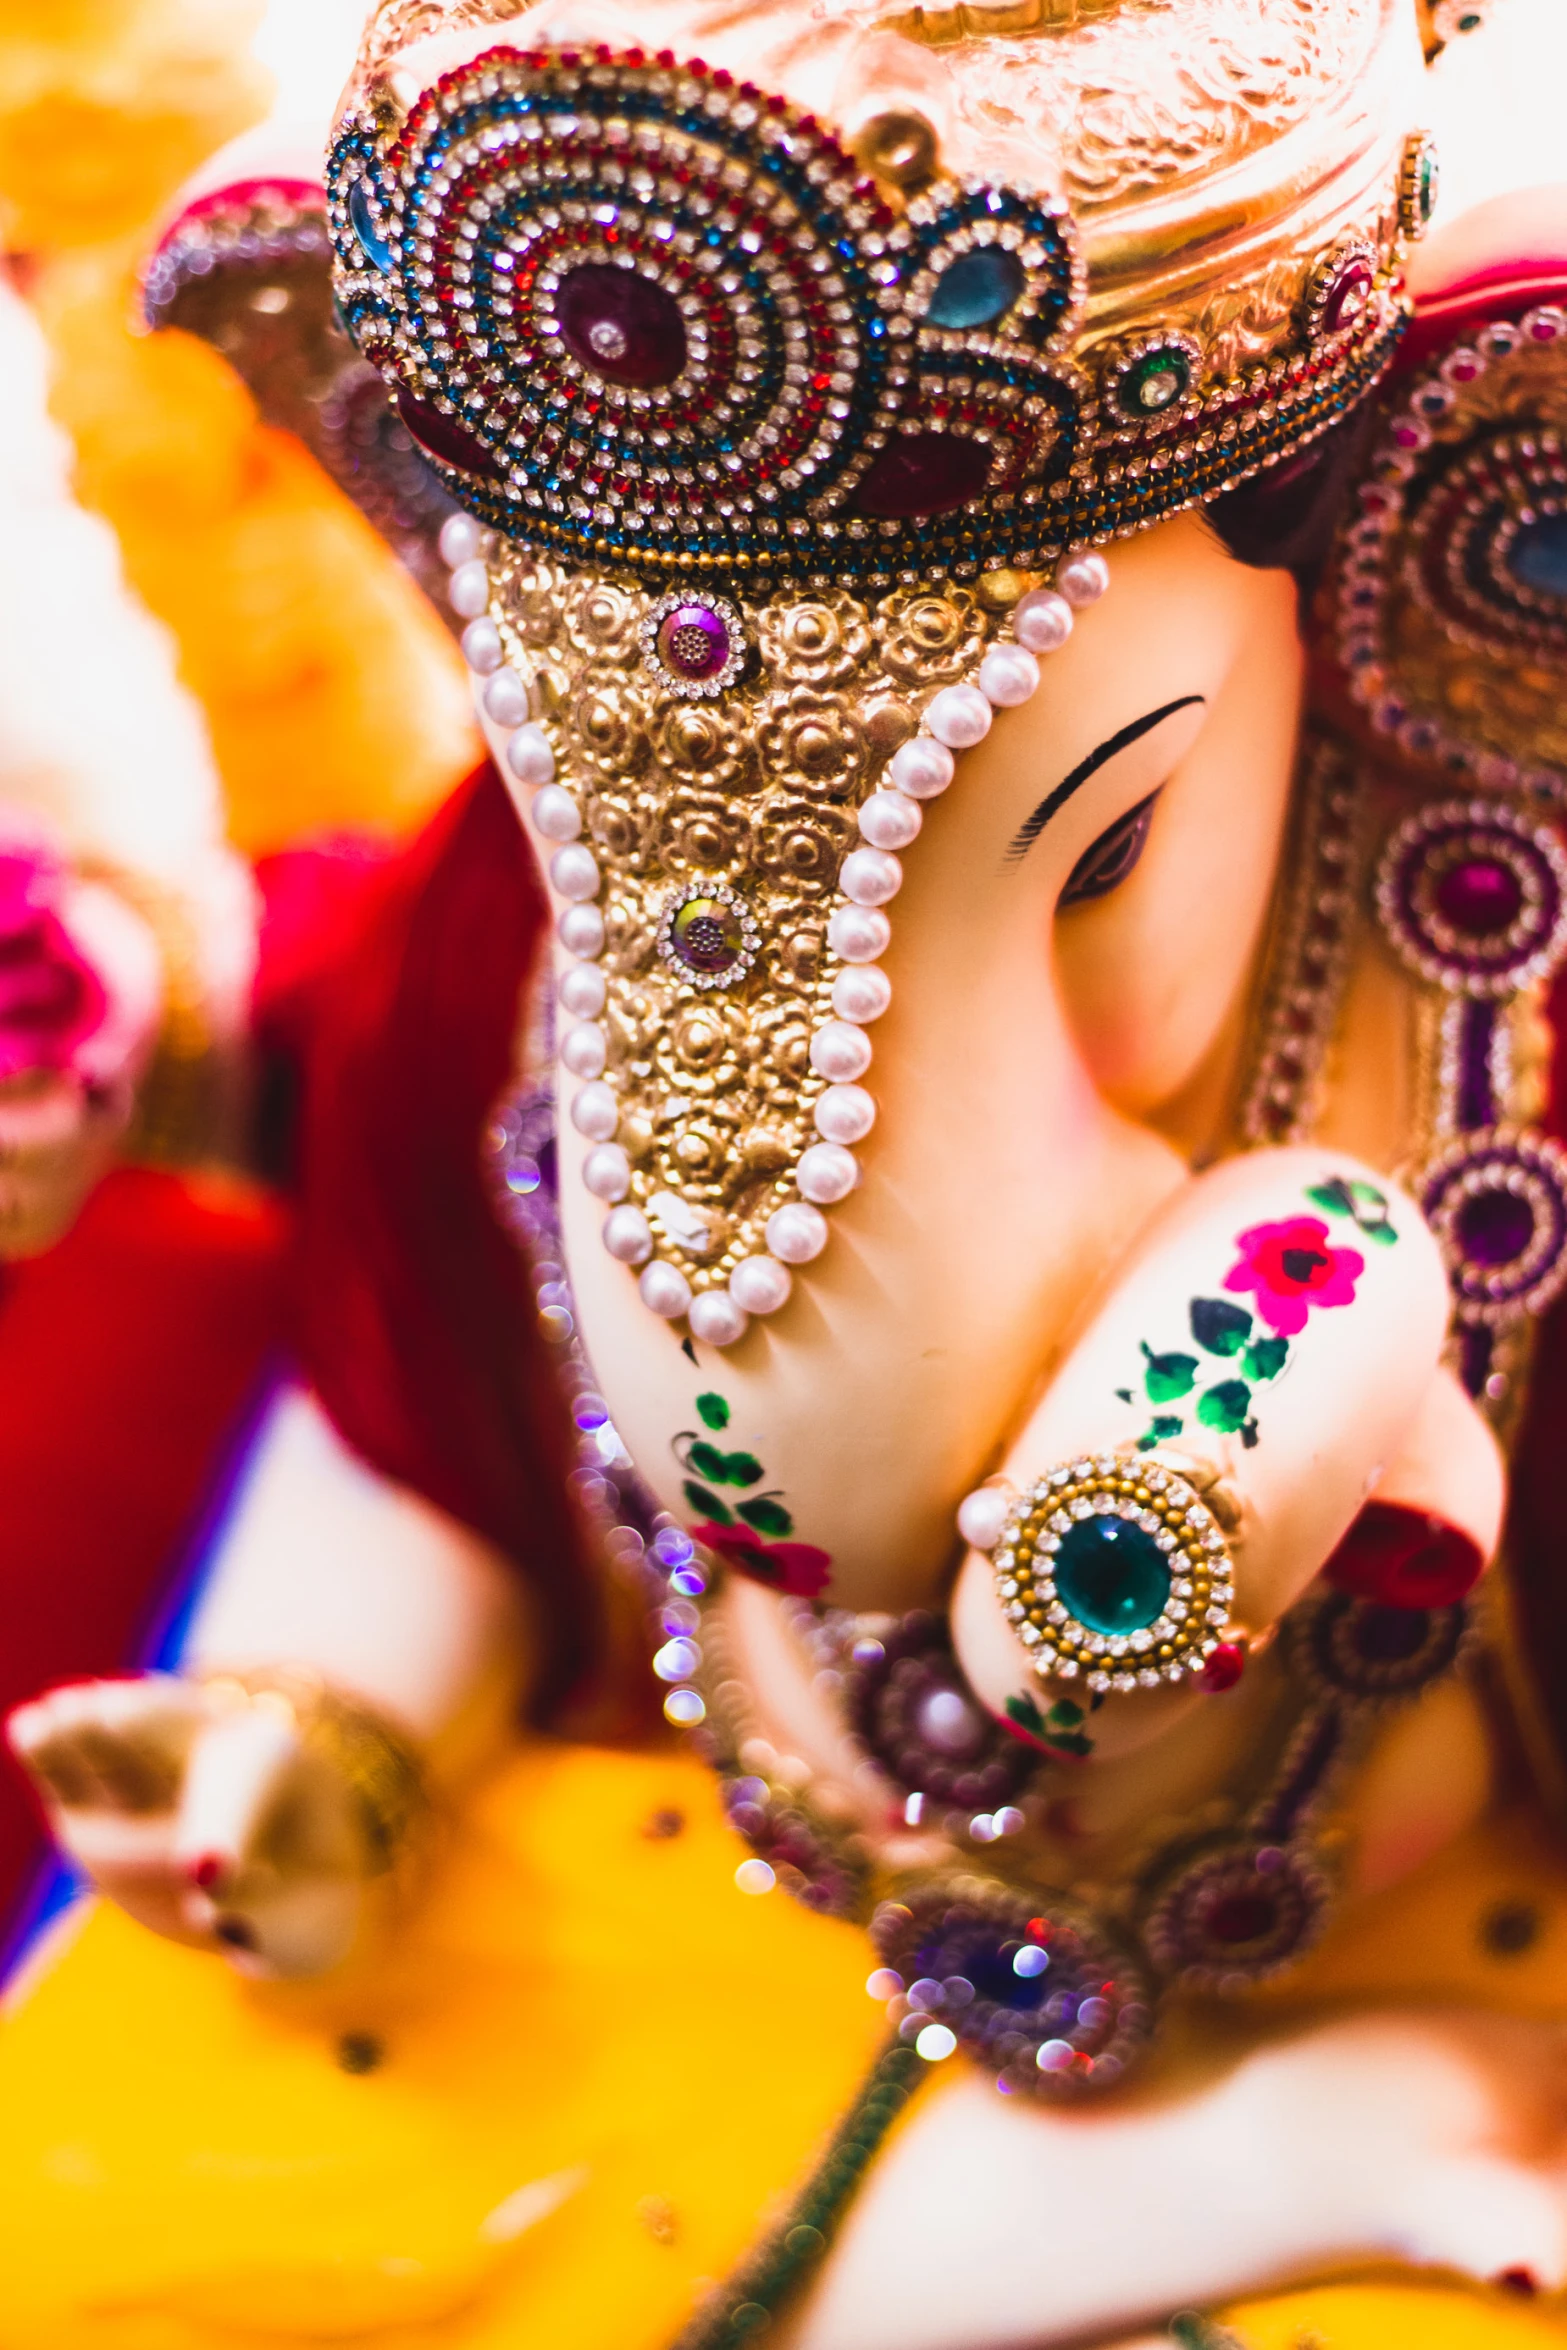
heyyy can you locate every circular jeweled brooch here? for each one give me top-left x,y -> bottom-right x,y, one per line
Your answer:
992,1452 -> 1237,1695
640,590 -> 746,700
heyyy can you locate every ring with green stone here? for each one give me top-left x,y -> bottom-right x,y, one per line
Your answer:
991,1450 -> 1240,1696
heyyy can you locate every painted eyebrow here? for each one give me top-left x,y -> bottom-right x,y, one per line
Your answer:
1005,695 -> 1206,864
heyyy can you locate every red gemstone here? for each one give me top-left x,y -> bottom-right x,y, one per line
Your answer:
556,263 -> 687,389
1322,1500 -> 1485,1608
1434,857 -> 1523,938
395,387 -> 500,478
849,430 -> 994,521
1323,261 -> 1373,334
1199,1641 -> 1248,1694
1206,1892 -> 1276,1946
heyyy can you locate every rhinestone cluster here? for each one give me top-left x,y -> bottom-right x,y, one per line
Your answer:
329,45 -> 1410,589
992,1454 -> 1234,1694
1375,798 -> 1567,997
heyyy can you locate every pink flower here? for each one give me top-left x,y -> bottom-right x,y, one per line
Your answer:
0,850 -> 108,1084
689,1522 -> 833,1599
1223,1214 -> 1364,1337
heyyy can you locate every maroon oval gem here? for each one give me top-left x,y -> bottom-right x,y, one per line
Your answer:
656,603 -> 730,681
1322,260 -> 1373,334
1323,1500 -> 1485,1609
556,264 -> 687,389
395,387 -> 500,478
1205,1892 -> 1276,1946
1457,1184 -> 1536,1268
849,430 -> 994,522
1434,856 -> 1523,938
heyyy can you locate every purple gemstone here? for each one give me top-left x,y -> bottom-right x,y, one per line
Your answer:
1322,260 -> 1373,334
1435,857 -> 1523,938
913,1685 -> 989,1761
555,264 -> 687,390
656,602 -> 731,682
395,387 -> 500,478
1457,1184 -> 1536,1269
850,430 -> 994,522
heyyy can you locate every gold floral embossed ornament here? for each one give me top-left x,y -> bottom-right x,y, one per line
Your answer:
330,0 -> 1432,1345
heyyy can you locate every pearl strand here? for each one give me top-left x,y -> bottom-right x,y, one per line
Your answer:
444,512 -> 1110,1347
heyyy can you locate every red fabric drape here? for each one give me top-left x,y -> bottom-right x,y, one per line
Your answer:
258,763 -> 599,1714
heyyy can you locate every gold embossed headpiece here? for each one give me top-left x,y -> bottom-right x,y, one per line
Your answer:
333,0 -> 1438,1349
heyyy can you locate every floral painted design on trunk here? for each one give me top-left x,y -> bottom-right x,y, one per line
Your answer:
1119,1177 -> 1397,1452
677,1391 -> 832,1597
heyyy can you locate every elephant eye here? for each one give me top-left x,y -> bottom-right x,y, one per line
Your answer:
1059,791 -> 1159,908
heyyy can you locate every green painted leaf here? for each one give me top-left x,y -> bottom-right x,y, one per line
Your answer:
1196,1379 -> 1253,1434
696,1392 -> 731,1431
1306,1176 -> 1358,1220
1141,1343 -> 1198,1403
1046,1700 -> 1085,1730
1190,1298 -> 1253,1357
1241,1335 -> 1289,1381
1115,1388 -> 1134,1405
1138,1413 -> 1185,1451
1350,1179 -> 1391,1214
1047,1730 -> 1094,1757
684,1480 -> 732,1524
1005,1693 -> 1046,1739
687,1440 -> 764,1489
737,1496 -> 794,1537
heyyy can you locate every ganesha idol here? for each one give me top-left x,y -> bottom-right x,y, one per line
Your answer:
11,0 -> 1567,2342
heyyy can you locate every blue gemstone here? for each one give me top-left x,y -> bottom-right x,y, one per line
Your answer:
1508,514 -> 1567,599
349,178 -> 393,272
1053,1516 -> 1171,1638
925,246 -> 1026,332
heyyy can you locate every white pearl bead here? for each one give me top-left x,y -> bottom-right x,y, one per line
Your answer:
889,737 -> 955,800
570,1080 -> 618,1141
689,1289 -> 748,1347
840,848 -> 902,907
810,1020 -> 873,1082
640,1260 -> 692,1319
827,904 -> 891,964
506,725 -> 555,787
560,1021 -> 607,1080
925,684 -> 992,750
559,963 -> 606,1019
1013,589 -> 1073,655
1056,551 -> 1111,608
978,644 -> 1041,708
766,1202 -> 828,1263
531,786 -> 582,842
550,844 -> 600,903
558,903 -> 605,958
448,559 -> 490,619
461,617 -> 504,675
583,1142 -> 632,1202
602,1204 -> 653,1262
483,667 -> 531,727
859,791 -> 922,850
831,964 -> 891,1024
440,513 -> 481,569
798,1143 -> 858,1204
730,1255 -> 792,1315
815,1084 -> 876,1145
957,1487 -> 1013,1553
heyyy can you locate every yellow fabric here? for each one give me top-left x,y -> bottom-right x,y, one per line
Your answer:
0,1739 -> 892,2348
8,1767 -> 1567,2347
1222,2281 -> 1567,2347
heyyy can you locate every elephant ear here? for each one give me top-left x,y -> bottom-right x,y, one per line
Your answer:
141,175 -> 459,623
1308,208 -> 1567,1799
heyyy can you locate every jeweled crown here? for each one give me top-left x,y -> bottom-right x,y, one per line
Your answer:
330,0 -> 1431,587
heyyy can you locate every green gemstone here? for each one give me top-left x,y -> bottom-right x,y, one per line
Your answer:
1052,1513 -> 1171,1637
1120,346 -> 1190,418
1418,147 -> 1440,225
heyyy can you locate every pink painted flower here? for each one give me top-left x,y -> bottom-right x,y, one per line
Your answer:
1223,1214 -> 1364,1337
689,1522 -> 832,1599
0,850 -> 108,1084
